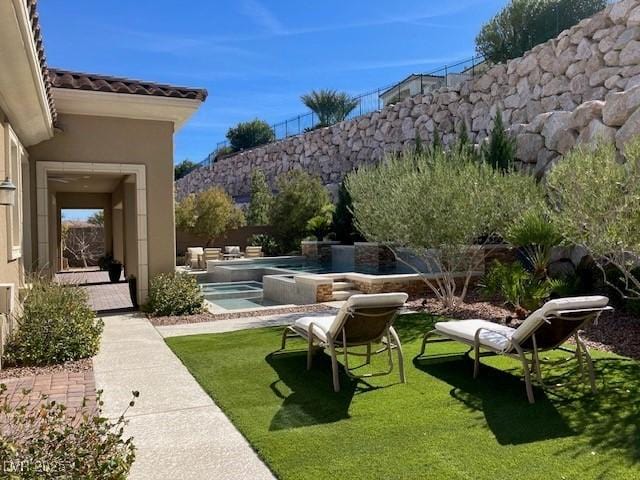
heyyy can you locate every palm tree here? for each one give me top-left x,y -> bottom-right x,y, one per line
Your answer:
301,89 -> 359,128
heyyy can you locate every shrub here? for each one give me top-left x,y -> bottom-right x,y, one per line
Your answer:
347,148 -> 545,308
333,180 -> 364,244
476,0 -> 607,64
175,188 -> 245,246
174,159 -> 196,180
546,139 -> 640,299
482,260 -> 569,313
4,280 -> 102,366
307,204 -> 335,241
226,119 -> 274,152
0,384 -> 137,479
270,170 -> 330,252
482,111 -> 515,171
248,234 -> 280,256
246,170 -> 273,226
147,273 -> 204,317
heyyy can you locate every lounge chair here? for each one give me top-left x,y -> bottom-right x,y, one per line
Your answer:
203,247 -> 222,267
223,246 -> 242,260
281,293 -> 409,392
245,245 -> 263,258
186,247 -> 204,269
418,296 -> 611,403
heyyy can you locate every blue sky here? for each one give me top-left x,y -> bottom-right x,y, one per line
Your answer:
39,0 -> 505,170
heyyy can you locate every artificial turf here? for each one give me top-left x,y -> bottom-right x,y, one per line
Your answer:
166,314 -> 640,480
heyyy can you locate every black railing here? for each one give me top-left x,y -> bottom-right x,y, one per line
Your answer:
189,55 -> 485,172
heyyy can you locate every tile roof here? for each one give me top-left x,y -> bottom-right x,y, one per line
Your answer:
49,69 -> 208,101
27,0 -> 57,124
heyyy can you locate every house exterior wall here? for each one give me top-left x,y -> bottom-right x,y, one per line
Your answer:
28,113 -> 176,284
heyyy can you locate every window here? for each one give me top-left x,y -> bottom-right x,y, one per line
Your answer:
4,125 -> 23,261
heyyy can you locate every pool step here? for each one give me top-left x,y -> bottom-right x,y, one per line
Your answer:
331,289 -> 361,301
332,281 -> 355,291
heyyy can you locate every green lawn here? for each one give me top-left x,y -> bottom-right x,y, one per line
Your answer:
166,314 -> 640,480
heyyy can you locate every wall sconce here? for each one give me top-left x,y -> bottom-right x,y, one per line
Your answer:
0,178 -> 16,206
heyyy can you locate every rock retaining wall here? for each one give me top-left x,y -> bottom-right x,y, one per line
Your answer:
177,0 -> 640,200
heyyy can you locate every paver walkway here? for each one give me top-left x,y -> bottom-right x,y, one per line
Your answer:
55,269 -> 133,312
93,313 -> 275,480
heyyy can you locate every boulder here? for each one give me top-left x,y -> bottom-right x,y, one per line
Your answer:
541,111 -> 574,153
616,106 -> 640,150
620,40 -> 640,65
527,112 -> 554,134
629,6 -> 640,27
577,119 -> 617,145
516,55 -> 538,76
614,26 -> 640,50
569,100 -> 605,129
516,133 -> 545,163
609,0 -> 637,25
602,85 -> 640,126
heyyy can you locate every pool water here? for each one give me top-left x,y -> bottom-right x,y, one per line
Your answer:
200,281 -> 280,310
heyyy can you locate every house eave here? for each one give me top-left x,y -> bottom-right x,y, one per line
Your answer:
52,88 -> 204,131
0,0 -> 54,146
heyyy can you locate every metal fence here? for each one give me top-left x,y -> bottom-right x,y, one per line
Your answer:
190,55 -> 485,172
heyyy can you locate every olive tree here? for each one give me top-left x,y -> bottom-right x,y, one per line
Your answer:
546,140 -> 640,298
175,188 -> 245,246
346,149 -> 544,308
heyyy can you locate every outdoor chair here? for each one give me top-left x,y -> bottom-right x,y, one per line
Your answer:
223,246 -> 242,260
203,248 -> 222,267
418,296 -> 612,403
186,247 -> 204,270
245,246 -> 263,258
281,293 -> 409,392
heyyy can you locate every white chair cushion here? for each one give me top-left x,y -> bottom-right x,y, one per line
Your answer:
435,320 -> 516,352
293,315 -> 337,342
225,246 -> 241,254
187,247 -> 204,255
512,295 -> 609,343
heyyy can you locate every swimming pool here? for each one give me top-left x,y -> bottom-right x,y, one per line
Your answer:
200,281 -> 281,310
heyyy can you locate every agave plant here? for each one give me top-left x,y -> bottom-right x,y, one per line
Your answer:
301,89 -> 359,128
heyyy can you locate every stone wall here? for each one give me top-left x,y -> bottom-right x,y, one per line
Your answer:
177,0 -> 640,200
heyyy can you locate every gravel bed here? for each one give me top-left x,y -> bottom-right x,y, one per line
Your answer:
150,303 -> 335,326
0,358 -> 93,381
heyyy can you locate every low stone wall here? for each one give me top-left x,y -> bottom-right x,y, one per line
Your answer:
176,0 -> 640,201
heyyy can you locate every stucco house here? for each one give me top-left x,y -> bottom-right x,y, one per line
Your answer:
0,0 -> 206,321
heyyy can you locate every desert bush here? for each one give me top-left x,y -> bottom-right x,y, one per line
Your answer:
482,111 -> 515,171
147,273 -> 204,317
226,119 -> 274,152
4,280 -> 102,366
270,170 -> 330,252
248,234 -> 280,256
175,188 -> 245,246
0,384 -> 137,479
546,139 -> 640,299
347,148 -> 545,308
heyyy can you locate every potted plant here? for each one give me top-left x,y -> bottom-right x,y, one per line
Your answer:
107,259 -> 123,283
98,254 -> 114,271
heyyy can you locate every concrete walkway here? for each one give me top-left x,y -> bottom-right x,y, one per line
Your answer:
93,313 -> 274,480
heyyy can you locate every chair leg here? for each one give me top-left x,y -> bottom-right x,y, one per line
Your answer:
326,334 -> 340,392
306,335 -> 314,371
389,327 -> 406,384
576,335 -> 597,394
473,341 -> 481,379
366,343 -> 372,364
280,328 -> 289,350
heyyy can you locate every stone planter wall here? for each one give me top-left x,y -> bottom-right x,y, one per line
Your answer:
177,0 -> 640,201
353,243 -> 396,274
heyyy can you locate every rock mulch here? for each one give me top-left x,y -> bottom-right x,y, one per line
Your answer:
0,358 -> 92,381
